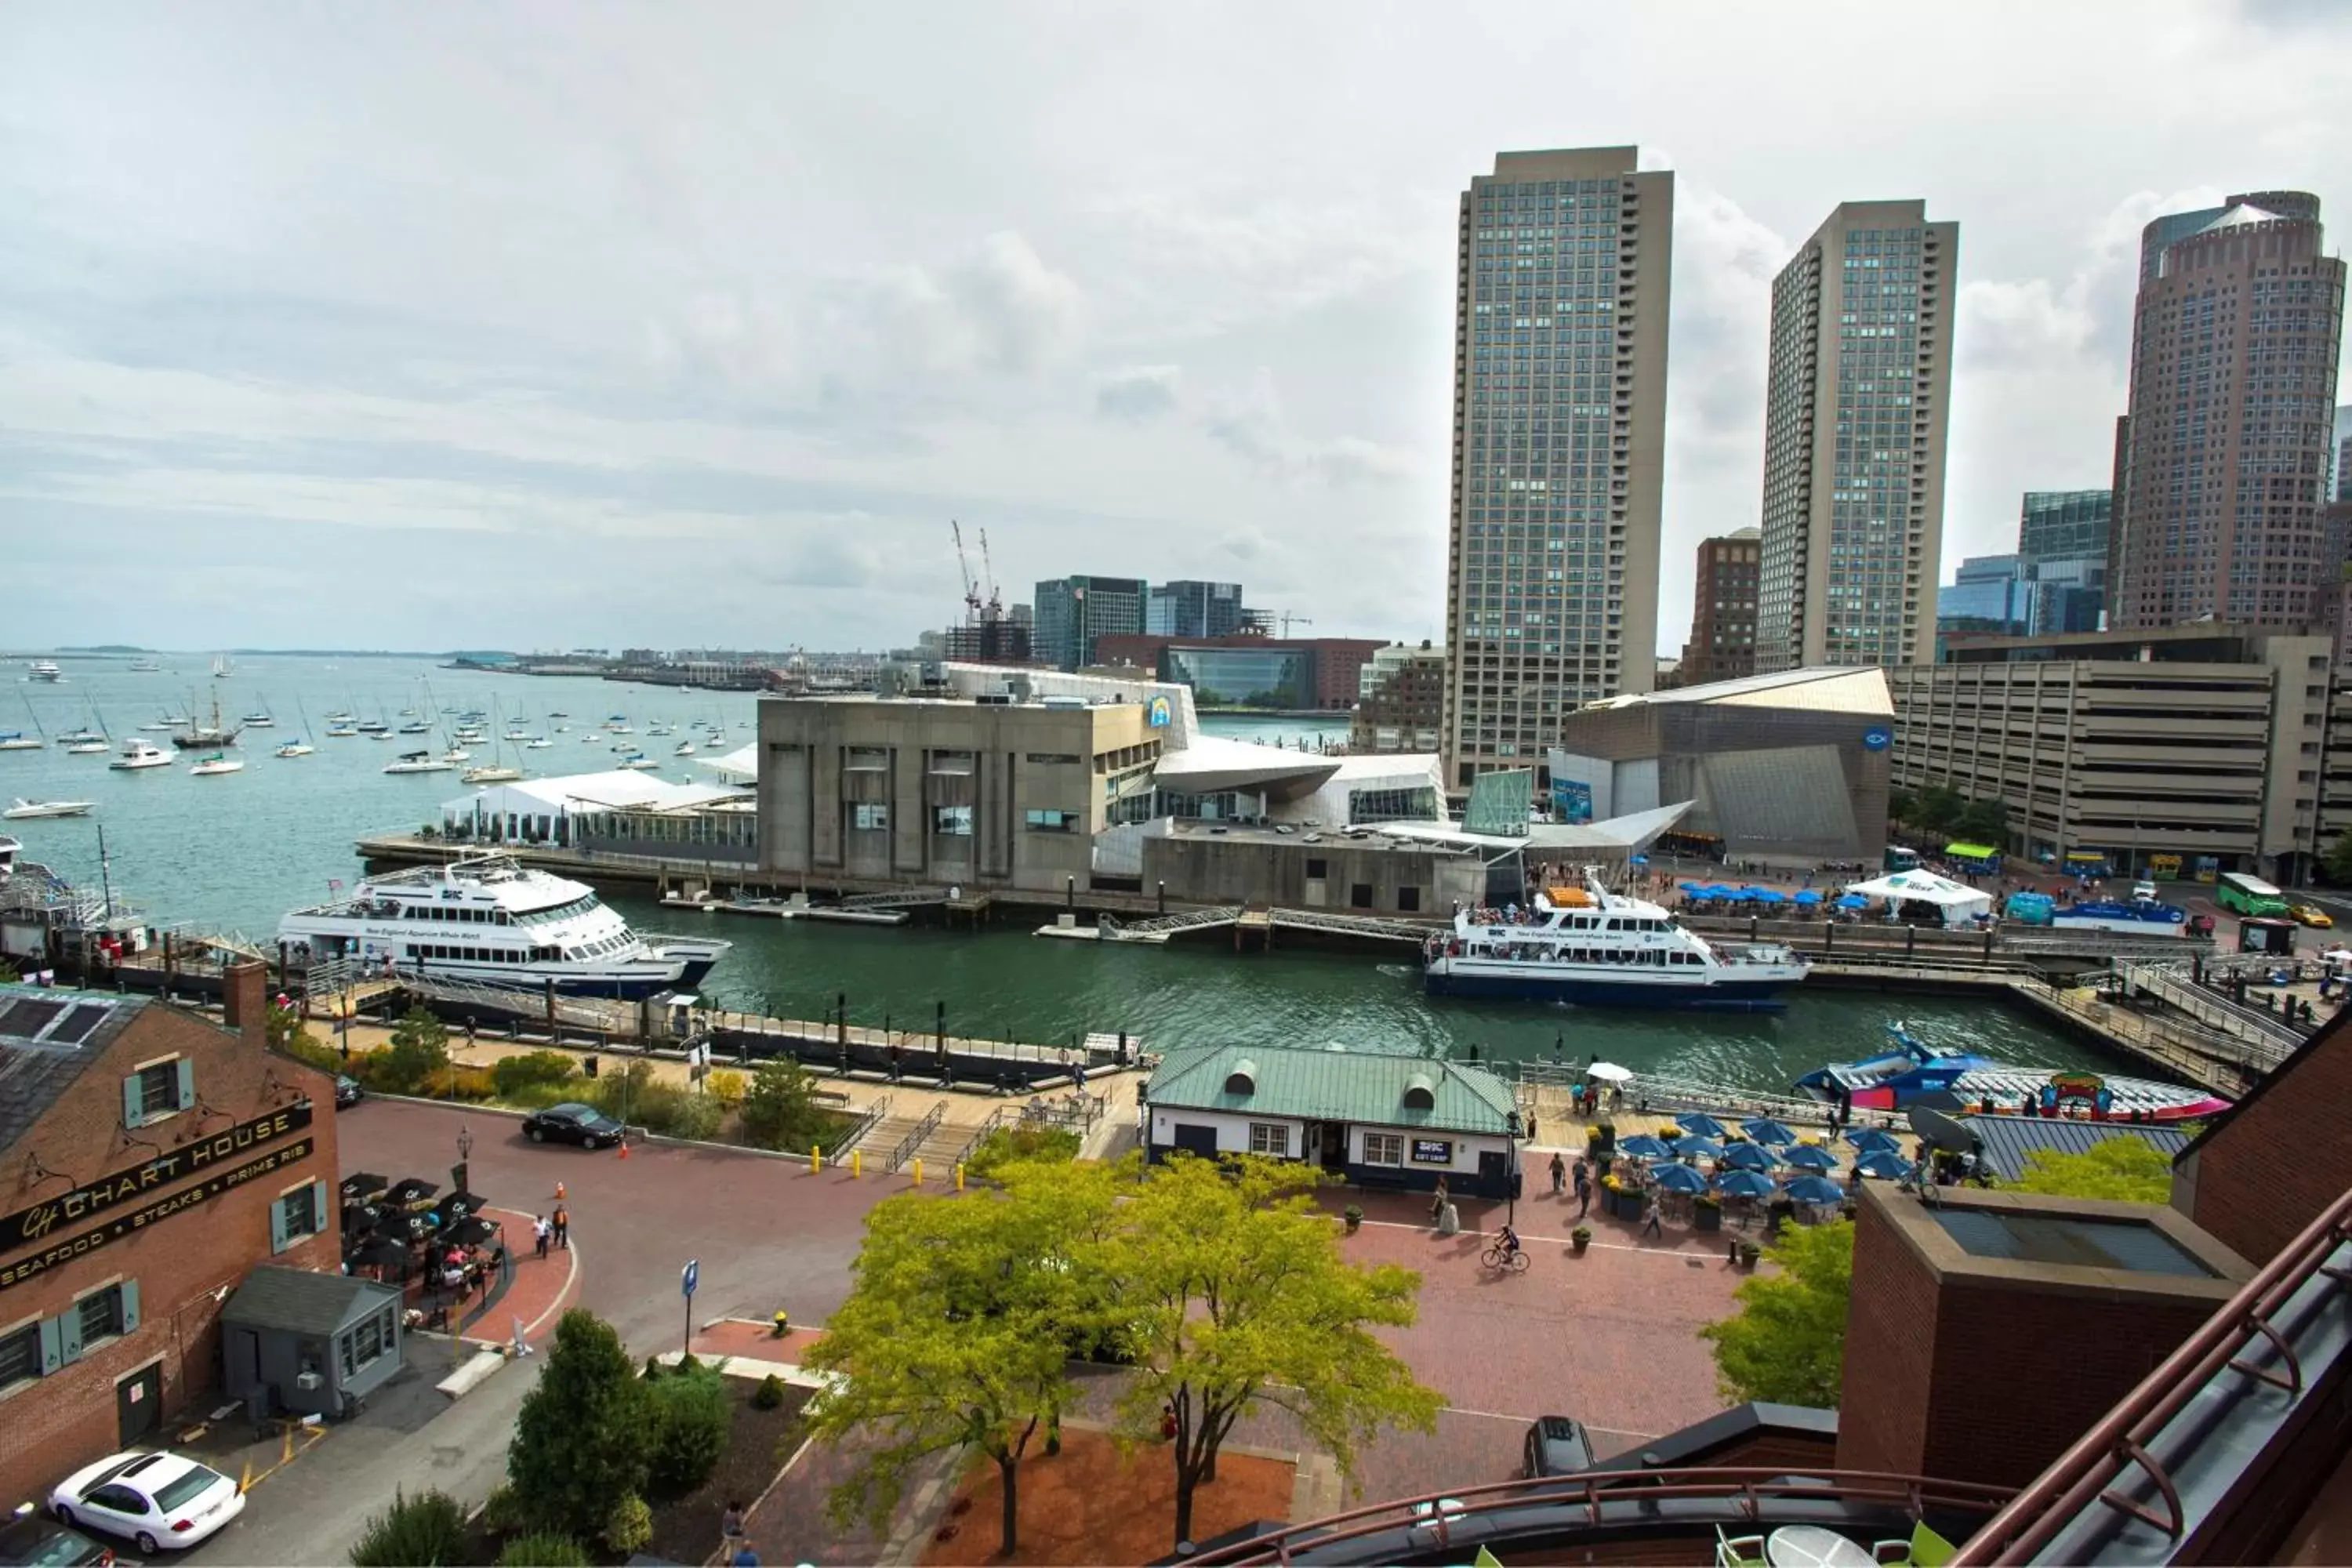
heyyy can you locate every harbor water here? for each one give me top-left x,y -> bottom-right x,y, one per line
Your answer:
5,653 -> 2112,1094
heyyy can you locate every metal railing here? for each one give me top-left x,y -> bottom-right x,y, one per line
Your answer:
887,1098 -> 947,1172
951,1105 -> 1011,1169
841,887 -> 951,910
1181,1466 -> 2019,1566
1102,906 -> 1242,936
826,1092 -> 891,1161
2113,960 -> 2301,1055
1951,1181 -> 2352,1564
1269,908 -> 1435,942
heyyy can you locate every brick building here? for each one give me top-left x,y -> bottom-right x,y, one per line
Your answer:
0,967 -> 339,1505
1679,528 -> 1762,684
2172,1006 -> 2352,1266
1350,642 -> 1446,754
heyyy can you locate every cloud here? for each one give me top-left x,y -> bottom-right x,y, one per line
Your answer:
1094,365 -> 1182,421
1202,369 -> 1414,486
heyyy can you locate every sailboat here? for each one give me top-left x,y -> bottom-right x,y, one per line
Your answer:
61,699 -> 111,755
274,699 -> 317,757
462,697 -> 521,782
0,694 -> 47,751
189,752 -> 245,776
242,695 -> 276,728
211,655 -> 234,680
171,691 -> 241,750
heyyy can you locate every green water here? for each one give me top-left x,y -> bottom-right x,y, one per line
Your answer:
5,654 -> 2109,1094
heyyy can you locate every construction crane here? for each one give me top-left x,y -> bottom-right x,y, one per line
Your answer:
977,527 -> 1003,618
949,520 -> 982,623
1276,612 -> 1313,637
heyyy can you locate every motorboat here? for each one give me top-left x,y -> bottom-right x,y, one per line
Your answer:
1794,1022 -> 2231,1122
1422,866 -> 1809,1010
188,753 -> 245,776
524,737 -> 553,750
278,851 -> 732,998
548,710 -> 570,719
129,659 -> 162,673
383,751 -> 454,775
461,764 -> 522,784
110,739 -> 172,770
617,753 -> 661,771
28,660 -> 61,682
4,798 -> 96,819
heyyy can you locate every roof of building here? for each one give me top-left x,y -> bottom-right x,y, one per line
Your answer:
1150,733 -> 1341,798
2175,1004 -> 2350,1164
223,1266 -> 400,1337
1145,1043 -> 1515,1135
0,985 -> 146,1156
439,771 -> 745,816
2197,202 -> 2288,235
1961,1115 -> 2192,1184
1377,800 -> 1693,854
1583,666 -> 1893,717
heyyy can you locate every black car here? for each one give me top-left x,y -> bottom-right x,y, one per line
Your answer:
522,1102 -> 625,1149
1523,1415 -> 1595,1478
334,1074 -> 364,1109
0,1512 -> 114,1567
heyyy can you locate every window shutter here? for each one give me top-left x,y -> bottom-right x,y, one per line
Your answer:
122,1073 -> 144,1127
58,1303 -> 84,1366
176,1058 -> 198,1112
310,1181 -> 330,1240
268,1193 -> 290,1254
38,1318 -> 65,1376
119,1280 -> 141,1335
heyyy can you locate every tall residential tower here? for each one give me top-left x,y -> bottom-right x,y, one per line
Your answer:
1754,201 -> 1958,672
2108,193 -> 2346,630
1443,147 -> 1672,789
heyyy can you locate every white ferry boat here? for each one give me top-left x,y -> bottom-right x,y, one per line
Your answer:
1422,867 -> 1809,1011
278,853 -> 731,998
29,659 -> 61,682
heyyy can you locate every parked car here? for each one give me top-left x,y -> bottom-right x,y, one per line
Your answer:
2289,903 -> 2336,928
0,1510 -> 114,1566
521,1102 -> 626,1149
2131,881 -> 2160,903
1523,1415 -> 1596,1478
49,1451 -> 243,1555
334,1074 -> 364,1108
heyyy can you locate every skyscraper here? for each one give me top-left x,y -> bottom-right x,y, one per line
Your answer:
1679,528 -> 1762,684
2108,193 -> 2347,630
1443,147 -> 1672,790
1032,576 -> 1145,670
1145,581 -> 1245,638
1754,201 -> 1958,673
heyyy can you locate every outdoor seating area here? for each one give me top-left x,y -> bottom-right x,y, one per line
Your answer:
1592,1114 -> 1915,1239
339,1169 -> 509,1334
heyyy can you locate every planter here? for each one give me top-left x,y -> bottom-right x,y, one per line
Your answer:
1737,1241 -> 1762,1269
1693,1203 -> 1722,1234
1570,1228 -> 1592,1255
1343,1207 -> 1364,1234
1606,1188 -> 1644,1222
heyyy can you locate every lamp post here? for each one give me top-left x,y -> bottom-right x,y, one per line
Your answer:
1505,1109 -> 1522,1226
457,1126 -> 475,1161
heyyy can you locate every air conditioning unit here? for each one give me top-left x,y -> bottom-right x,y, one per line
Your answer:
295,1371 -> 324,1392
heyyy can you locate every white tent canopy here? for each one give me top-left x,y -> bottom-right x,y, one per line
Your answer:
1841,869 -> 1994,927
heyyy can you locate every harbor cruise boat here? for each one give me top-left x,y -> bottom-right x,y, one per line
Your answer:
1422,868 -> 1809,1010
1794,1022 -> 2230,1122
278,852 -> 732,998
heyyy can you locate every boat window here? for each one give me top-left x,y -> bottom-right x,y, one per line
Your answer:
1603,919 -> 1621,931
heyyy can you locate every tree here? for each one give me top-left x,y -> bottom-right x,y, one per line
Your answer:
348,1488 -> 468,1567
1105,1154 -> 1442,1551
2007,1137 -> 2172,1203
1953,797 -> 2011,845
738,1058 -> 830,1151
507,1310 -> 652,1539
1700,1220 -> 1853,1409
376,1007 -> 451,1095
644,1360 -> 732,1497
1909,785 -> 1966,837
804,1159 -> 1123,1555
2324,832 -> 2352,886
1887,789 -> 1917,829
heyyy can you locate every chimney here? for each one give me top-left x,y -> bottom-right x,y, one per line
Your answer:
222,959 -> 270,1049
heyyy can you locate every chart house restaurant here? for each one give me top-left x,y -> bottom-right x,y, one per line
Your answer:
0,972 -> 340,1508
1142,1043 -> 1520,1196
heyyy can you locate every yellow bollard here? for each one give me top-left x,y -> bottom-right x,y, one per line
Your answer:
811,1145 -> 822,1174
911,1156 -> 923,1185
852,1149 -> 862,1179
956,1162 -> 966,1192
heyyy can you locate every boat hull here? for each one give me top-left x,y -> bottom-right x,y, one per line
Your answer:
1424,965 -> 1793,1011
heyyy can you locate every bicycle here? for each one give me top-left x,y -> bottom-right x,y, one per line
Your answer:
1480,1241 -> 1530,1273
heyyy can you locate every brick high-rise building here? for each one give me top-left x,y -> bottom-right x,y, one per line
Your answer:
1755,201 -> 1958,672
2108,194 -> 2347,630
1678,528 -> 1762,684
1443,147 -> 1672,791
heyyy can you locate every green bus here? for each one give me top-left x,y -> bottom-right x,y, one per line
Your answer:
2216,872 -> 2288,917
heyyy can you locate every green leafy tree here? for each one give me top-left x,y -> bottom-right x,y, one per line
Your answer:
2007,1138 -> 2172,1202
507,1310 -> 652,1539
963,1123 -> 1081,1181
738,1058 -> 830,1151
1887,789 -> 1917,829
1105,1154 -> 1443,1551
1953,797 -> 2011,845
2324,833 -> 2352,886
1909,785 -> 1966,836
375,1007 -> 452,1095
1700,1219 -> 1853,1408
803,1159 -> 1124,1555
644,1360 -> 732,1497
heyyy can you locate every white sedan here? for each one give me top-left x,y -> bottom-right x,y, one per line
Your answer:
50,1450 -> 245,1554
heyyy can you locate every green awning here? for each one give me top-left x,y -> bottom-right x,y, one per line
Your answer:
1945,842 -> 1998,859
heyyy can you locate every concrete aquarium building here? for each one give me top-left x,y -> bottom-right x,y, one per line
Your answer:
1548,666 -> 1894,868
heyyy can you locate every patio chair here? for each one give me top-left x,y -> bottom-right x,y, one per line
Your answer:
1872,1521 -> 1957,1566
1716,1526 -> 1768,1566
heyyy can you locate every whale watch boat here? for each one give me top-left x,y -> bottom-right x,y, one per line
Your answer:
1421,866 -> 1809,1010
1794,1022 -> 2231,1122
278,851 -> 732,999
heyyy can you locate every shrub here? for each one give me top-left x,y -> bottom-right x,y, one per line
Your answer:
493,1051 -> 580,1097
964,1124 -> 1082,1180
738,1058 -> 832,1151
509,1310 -> 651,1538
753,1373 -> 787,1410
496,1534 -> 590,1567
655,1091 -> 724,1142
645,1362 -> 733,1498
501,1080 -> 581,1111
481,1484 -> 526,1534
603,1495 -> 652,1556
446,1065 -> 499,1102
372,1008 -> 452,1095
348,1487 -> 468,1567
704,1068 -> 747,1108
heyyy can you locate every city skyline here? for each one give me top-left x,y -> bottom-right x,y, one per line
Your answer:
4,4 -> 2350,657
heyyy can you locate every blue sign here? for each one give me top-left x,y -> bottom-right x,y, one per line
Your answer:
1145,695 -> 1172,729
1862,727 -> 1893,752
1552,779 -> 1592,825
681,1259 -> 699,1298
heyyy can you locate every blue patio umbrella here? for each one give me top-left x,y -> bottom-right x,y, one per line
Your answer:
1714,1168 -> 1777,1200
1671,1135 -> 1723,1161
1852,1150 -> 1915,1180
1835,893 -> 1870,909
1792,889 -> 1824,905
1630,854 -> 1649,866
1675,1112 -> 1730,1140
1727,887 -> 1761,902
1781,1144 -> 1838,1172
1720,1142 -> 1780,1171
1652,1163 -> 1710,1194
1678,881 -> 1706,894
1740,1117 -> 1797,1146
1617,1134 -> 1675,1160
1752,888 -> 1788,903
1784,1176 -> 1846,1205
1846,1127 -> 1903,1154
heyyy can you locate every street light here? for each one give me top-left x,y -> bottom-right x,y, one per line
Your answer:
457,1125 -> 474,1161
1505,1109 -> 1522,1225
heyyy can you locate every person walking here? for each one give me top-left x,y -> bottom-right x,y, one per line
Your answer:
532,1214 -> 550,1260
1548,1151 -> 1566,1195
1573,1160 -> 1592,1220
552,1204 -> 570,1250
1429,1174 -> 1450,1225
721,1501 -> 747,1557
1641,1192 -> 1663,1240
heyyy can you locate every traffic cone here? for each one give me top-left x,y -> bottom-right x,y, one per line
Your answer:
554,1180 -> 567,1201
616,1138 -> 630,1160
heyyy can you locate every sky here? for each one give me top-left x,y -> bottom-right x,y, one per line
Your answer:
3,1 -> 2349,658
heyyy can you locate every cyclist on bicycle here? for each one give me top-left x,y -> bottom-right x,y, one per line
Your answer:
1497,1223 -> 1523,1260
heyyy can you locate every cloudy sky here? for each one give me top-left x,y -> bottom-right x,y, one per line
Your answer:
4,1 -> 2347,656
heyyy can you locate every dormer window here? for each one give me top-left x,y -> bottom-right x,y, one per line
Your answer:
1224,1058 -> 1258,1096
1403,1073 -> 1436,1112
